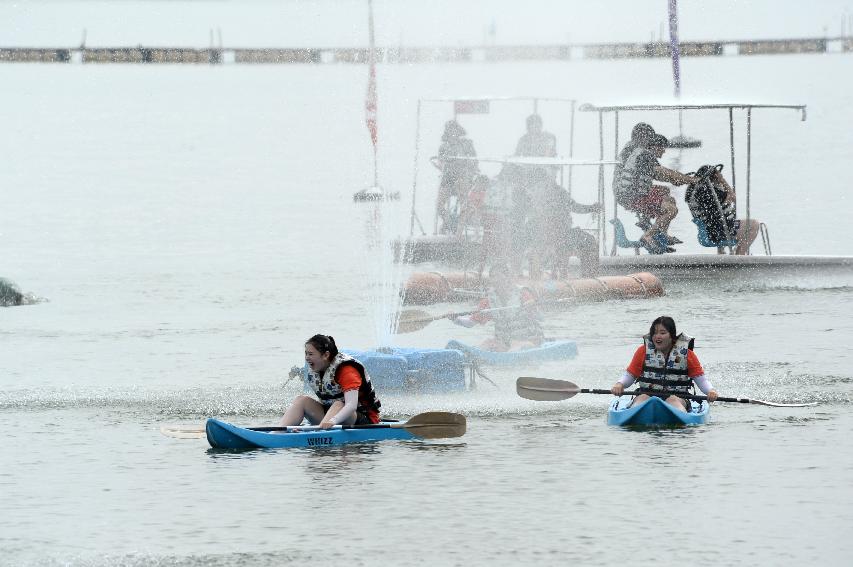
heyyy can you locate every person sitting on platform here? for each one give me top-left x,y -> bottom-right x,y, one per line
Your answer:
432,120 -> 479,235
515,114 -> 557,158
685,164 -> 761,255
613,128 -> 696,253
449,264 -> 544,352
527,167 -> 601,278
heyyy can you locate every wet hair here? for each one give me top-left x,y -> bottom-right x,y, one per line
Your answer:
649,316 -> 677,340
305,334 -> 339,359
631,122 -> 656,145
649,134 -> 669,149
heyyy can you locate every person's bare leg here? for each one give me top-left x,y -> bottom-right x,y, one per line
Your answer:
321,400 -> 357,426
628,393 -> 650,408
653,196 -> 678,235
735,219 -> 761,255
279,395 -> 326,427
665,395 -> 689,411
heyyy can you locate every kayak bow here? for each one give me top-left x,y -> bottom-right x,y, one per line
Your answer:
607,395 -> 709,427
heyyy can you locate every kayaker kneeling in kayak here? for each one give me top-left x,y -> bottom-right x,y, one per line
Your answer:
610,316 -> 718,410
449,264 -> 544,352
279,334 -> 381,429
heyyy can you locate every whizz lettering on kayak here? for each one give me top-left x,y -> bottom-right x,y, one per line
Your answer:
306,436 -> 334,446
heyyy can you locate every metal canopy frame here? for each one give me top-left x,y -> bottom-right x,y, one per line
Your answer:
578,102 -> 807,255
408,96 -> 580,237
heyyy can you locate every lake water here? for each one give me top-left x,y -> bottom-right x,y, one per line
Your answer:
1,47 -> 852,566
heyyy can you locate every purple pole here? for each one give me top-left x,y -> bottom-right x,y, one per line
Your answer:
668,0 -> 681,98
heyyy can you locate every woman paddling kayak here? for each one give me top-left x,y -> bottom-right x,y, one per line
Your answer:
449,263 -> 544,352
610,316 -> 718,410
279,334 -> 382,429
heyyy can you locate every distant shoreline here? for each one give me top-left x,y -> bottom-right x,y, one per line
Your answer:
1,35 -> 851,64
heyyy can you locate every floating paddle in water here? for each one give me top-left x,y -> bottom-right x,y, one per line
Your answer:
161,411 -> 467,440
516,377 -> 818,407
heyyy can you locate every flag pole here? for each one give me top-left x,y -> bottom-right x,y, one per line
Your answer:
366,0 -> 379,188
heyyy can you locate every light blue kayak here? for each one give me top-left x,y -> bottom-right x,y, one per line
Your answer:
445,339 -> 578,365
205,418 -> 416,449
607,395 -> 709,427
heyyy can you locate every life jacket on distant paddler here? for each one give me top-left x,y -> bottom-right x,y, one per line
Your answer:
307,353 -> 381,413
638,333 -> 695,394
487,286 -> 544,347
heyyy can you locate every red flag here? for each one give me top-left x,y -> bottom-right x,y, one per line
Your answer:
365,0 -> 378,151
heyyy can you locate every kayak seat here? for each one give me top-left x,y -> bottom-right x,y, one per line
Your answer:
692,218 -> 738,248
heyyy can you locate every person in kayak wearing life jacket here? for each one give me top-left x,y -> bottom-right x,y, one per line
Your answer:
610,316 -> 718,410
278,334 -> 381,429
449,263 -> 544,352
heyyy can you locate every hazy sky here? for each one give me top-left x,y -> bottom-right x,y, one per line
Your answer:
2,0 -> 852,47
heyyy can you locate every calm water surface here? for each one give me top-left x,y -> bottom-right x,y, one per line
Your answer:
1,48 -> 852,566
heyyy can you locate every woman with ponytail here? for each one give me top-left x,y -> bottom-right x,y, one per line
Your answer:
278,334 -> 382,428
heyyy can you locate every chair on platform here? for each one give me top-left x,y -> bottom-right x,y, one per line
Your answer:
692,218 -> 738,249
610,218 -> 675,255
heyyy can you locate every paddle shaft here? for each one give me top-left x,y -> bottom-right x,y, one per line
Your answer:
594,388 -> 753,404
246,422 -> 404,433
398,297 -> 573,333
163,411 -> 466,439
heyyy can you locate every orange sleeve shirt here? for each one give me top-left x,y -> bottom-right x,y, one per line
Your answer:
336,365 -> 381,424
626,345 -> 705,378
336,365 -> 363,391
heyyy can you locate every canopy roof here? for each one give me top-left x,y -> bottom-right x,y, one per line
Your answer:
579,102 -> 807,120
420,96 -> 578,103
449,155 -> 619,166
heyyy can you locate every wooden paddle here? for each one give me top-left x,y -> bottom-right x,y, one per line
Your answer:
396,305 -> 518,334
160,411 -> 466,440
396,298 -> 573,334
516,377 -> 818,407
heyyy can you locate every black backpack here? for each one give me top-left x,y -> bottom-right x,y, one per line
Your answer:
685,164 -> 736,242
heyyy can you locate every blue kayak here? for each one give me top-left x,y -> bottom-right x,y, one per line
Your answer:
445,339 -> 578,365
205,418 -> 418,449
607,395 -> 709,427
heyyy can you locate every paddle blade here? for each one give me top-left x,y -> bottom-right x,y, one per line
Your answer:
396,309 -> 439,334
398,411 -> 466,439
160,425 -> 206,439
749,399 -> 818,408
516,377 -> 580,401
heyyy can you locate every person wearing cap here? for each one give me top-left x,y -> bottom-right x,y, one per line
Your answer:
431,120 -> 479,234
614,125 -> 696,251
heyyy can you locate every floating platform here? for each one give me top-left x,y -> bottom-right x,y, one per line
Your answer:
596,254 -> 853,280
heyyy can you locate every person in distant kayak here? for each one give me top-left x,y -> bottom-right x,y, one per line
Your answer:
279,334 -> 381,429
610,316 -> 718,410
449,263 -> 544,352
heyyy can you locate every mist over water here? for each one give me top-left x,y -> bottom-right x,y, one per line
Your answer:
2,4 -> 853,564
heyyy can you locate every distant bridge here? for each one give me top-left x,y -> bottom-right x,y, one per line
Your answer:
1,36 -> 851,64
